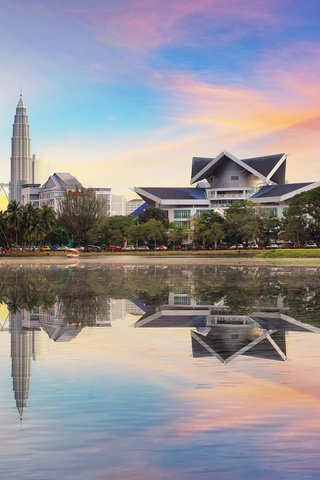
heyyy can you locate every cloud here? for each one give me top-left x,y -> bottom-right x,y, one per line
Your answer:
63,0 -> 290,52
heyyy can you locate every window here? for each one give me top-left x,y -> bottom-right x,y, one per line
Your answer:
231,175 -> 239,180
174,209 -> 191,219
196,209 -> 209,215
174,296 -> 191,305
266,207 -> 277,216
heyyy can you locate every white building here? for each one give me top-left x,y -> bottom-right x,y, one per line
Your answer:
111,194 -> 126,216
87,187 -> 111,216
39,172 -> 82,211
126,198 -> 144,215
135,150 -> 320,222
32,154 -> 49,185
21,183 -> 41,207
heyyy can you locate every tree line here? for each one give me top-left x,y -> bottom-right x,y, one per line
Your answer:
1,187 -> 320,249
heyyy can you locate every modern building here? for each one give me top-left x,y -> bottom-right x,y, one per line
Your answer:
135,150 -> 320,221
10,95 -> 33,203
32,153 -> 49,185
111,194 -> 126,216
21,183 -> 41,207
87,187 -> 111,217
125,198 -> 144,216
39,172 -> 82,211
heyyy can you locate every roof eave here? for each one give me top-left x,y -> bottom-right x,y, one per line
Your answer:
266,154 -> 287,182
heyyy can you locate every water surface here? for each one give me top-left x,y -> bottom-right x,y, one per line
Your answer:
0,263 -> 319,480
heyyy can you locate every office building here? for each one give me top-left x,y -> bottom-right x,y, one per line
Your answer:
10,95 -> 32,203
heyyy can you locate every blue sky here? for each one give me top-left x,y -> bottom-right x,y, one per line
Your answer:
1,0 -> 320,199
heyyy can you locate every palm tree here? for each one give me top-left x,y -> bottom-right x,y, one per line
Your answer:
6,200 -> 22,246
40,205 -> 56,240
0,211 -> 10,248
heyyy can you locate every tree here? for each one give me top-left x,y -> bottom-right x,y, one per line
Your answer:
127,223 -> 148,247
6,200 -> 22,245
204,222 -> 225,248
281,214 -> 307,245
59,188 -> 106,244
95,215 -> 135,246
0,211 -> 9,248
224,201 -> 259,245
167,223 -> 188,249
144,219 -> 166,250
288,187 -> 320,221
139,207 -> 169,227
256,210 -> 282,246
193,211 -> 224,248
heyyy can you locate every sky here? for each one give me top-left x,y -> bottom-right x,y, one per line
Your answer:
1,0 -> 320,201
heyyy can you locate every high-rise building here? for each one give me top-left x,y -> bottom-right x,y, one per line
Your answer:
125,198 -> 144,215
32,153 -> 49,185
10,95 -> 32,203
87,187 -> 112,216
111,194 -> 126,216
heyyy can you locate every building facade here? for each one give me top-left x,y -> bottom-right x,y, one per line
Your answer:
87,187 -> 111,217
125,198 -> 144,215
10,95 -> 32,203
135,150 -> 320,222
111,194 -> 126,216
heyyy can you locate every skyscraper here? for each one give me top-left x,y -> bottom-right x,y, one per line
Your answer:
10,94 -> 32,203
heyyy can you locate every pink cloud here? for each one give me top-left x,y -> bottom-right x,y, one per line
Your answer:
63,0 -> 290,51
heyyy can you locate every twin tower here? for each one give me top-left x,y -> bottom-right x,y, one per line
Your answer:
10,94 -> 42,204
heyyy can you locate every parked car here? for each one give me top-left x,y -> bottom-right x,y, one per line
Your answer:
122,245 -> 135,251
230,244 -> 244,249
136,246 -> 150,251
155,245 -> 168,250
279,243 -> 294,249
266,244 -> 279,249
305,243 -> 318,248
104,245 -> 122,251
81,245 -> 102,252
40,246 -> 51,251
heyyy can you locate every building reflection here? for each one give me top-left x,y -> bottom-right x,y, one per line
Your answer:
134,293 -> 319,363
4,298 -> 139,418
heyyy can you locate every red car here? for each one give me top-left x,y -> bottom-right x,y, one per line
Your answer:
104,245 -> 122,252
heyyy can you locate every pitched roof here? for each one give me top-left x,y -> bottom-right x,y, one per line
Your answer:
191,157 -> 213,179
130,202 -> 149,217
41,172 -> 82,191
251,183 -> 312,199
242,154 -> 285,177
191,150 -> 286,184
137,187 -> 207,200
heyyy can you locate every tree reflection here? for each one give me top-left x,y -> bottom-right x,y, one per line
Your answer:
0,264 -> 320,327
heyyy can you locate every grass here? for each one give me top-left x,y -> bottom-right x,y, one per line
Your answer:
2,248 -> 320,258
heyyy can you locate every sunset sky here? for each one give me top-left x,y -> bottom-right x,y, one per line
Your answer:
1,0 -> 320,199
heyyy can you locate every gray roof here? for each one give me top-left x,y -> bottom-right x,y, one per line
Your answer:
41,172 -> 82,192
251,183 -> 312,199
191,152 -> 285,183
242,154 -> 285,177
191,157 -> 213,179
139,187 -> 206,200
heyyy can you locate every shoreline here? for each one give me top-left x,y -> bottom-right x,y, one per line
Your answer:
1,254 -> 320,266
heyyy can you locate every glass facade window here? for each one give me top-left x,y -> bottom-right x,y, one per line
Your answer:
174,210 -> 191,219
266,207 -> 278,216
174,296 -> 191,305
196,209 -> 209,215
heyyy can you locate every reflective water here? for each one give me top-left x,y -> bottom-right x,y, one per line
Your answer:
0,263 -> 320,480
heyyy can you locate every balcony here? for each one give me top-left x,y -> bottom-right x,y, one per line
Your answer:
206,189 -> 256,200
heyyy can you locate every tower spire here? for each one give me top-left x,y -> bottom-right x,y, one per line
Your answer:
10,94 -> 32,202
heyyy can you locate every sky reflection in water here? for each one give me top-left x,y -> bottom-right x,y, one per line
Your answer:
0,263 -> 319,480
